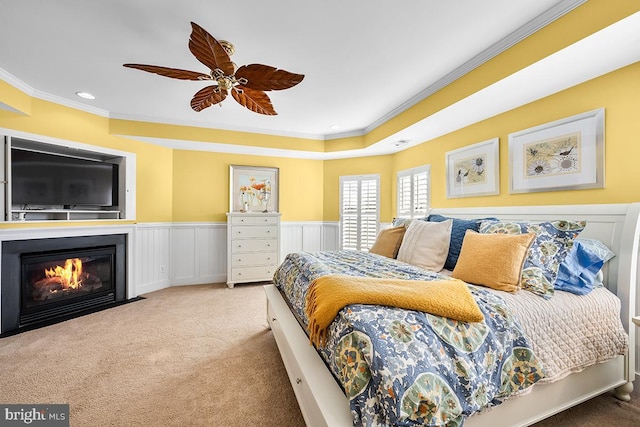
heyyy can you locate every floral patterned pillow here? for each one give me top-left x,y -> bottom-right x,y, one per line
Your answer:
478,220 -> 586,299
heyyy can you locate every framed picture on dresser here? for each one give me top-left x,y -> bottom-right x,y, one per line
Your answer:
229,165 -> 279,213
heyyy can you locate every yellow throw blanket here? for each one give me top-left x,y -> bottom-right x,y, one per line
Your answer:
305,275 -> 484,347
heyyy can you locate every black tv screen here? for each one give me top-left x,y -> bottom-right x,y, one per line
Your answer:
11,148 -> 119,208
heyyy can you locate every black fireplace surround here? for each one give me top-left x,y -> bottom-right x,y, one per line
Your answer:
1,234 -> 127,336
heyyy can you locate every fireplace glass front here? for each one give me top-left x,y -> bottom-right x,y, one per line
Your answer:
20,246 -> 116,325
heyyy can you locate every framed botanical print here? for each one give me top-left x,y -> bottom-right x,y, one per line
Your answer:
445,138 -> 500,198
509,108 -> 604,193
229,165 -> 279,212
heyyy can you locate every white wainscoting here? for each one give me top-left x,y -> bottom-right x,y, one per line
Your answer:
134,221 -> 340,295
134,223 -> 172,295
171,223 -> 227,286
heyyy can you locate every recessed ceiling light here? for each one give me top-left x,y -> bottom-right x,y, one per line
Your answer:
329,124 -> 341,130
75,91 -> 95,100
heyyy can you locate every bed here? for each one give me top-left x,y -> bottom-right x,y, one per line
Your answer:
264,203 -> 639,426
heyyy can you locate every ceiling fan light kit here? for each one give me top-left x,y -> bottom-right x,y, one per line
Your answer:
123,22 -> 304,115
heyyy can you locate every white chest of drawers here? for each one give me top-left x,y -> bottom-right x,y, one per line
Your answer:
226,212 -> 281,288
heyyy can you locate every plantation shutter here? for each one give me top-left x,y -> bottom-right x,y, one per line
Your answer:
397,174 -> 412,218
397,165 -> 430,218
413,168 -> 429,217
340,175 -> 379,251
341,179 -> 359,250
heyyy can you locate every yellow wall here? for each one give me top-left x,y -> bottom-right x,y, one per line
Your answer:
1,64 -> 638,225
0,1 -> 638,226
384,62 -> 640,220
0,99 -> 174,223
322,1 -> 640,223
323,155 -> 394,222
325,60 -> 640,223
171,151 -> 323,222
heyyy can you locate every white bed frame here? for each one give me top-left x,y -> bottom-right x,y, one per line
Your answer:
265,203 -> 640,427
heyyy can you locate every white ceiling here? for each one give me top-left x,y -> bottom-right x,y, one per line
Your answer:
1,1 -> 582,137
2,1 -> 639,159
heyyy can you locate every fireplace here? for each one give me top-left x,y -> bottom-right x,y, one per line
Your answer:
1,234 -> 127,335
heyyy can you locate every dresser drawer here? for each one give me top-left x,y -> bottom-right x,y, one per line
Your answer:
231,266 -> 276,282
230,252 -> 278,267
230,238 -> 277,253
231,215 -> 279,226
231,225 -> 278,239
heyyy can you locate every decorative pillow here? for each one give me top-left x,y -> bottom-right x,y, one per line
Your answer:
368,226 -> 407,259
479,219 -> 586,299
427,214 -> 499,271
397,219 -> 452,272
575,238 -> 615,263
555,239 -> 615,295
451,230 -> 536,292
392,217 -> 427,228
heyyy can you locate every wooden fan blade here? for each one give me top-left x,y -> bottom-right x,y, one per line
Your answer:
231,86 -> 276,115
235,64 -> 304,91
123,64 -> 211,80
188,22 -> 235,76
191,85 -> 227,112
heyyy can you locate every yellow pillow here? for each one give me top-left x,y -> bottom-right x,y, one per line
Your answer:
369,226 -> 407,258
452,230 -> 535,292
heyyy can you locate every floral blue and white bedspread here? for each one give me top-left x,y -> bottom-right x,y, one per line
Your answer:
273,250 -> 545,427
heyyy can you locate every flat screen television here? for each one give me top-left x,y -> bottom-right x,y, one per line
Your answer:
11,148 -> 119,208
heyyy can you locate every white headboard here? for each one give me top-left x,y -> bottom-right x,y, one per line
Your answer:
430,203 -> 640,379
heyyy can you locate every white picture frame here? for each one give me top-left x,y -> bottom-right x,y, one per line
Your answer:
229,165 -> 279,213
445,138 -> 500,198
509,108 -> 604,194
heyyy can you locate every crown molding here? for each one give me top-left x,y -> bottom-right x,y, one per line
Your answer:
1,0 -> 586,143
326,0 -> 588,141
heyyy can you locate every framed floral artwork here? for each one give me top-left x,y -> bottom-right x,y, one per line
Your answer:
445,138 -> 500,198
509,108 -> 604,194
229,165 -> 279,212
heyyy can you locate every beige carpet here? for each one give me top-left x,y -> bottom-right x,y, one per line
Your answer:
0,283 -> 638,426
0,283 -> 305,426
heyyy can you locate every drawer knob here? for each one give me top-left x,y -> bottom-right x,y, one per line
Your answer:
237,245 -> 242,248
296,378 -> 302,384
266,230 -> 271,233
237,258 -> 242,262
266,257 -> 271,261
271,317 -> 276,322
267,244 -> 271,247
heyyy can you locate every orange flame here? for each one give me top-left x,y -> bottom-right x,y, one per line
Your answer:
45,258 -> 83,289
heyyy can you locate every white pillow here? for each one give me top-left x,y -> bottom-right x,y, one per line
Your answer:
397,219 -> 452,272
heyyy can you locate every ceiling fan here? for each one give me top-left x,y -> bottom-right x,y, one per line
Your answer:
123,22 -> 304,116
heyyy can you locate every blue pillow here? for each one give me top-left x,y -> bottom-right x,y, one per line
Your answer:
555,239 -> 614,295
479,219 -> 585,299
428,214 -> 497,271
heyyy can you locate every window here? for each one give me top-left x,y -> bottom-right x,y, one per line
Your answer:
340,175 -> 380,251
397,165 -> 430,218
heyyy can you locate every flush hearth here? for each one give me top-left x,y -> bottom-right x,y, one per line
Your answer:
1,234 -> 127,335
